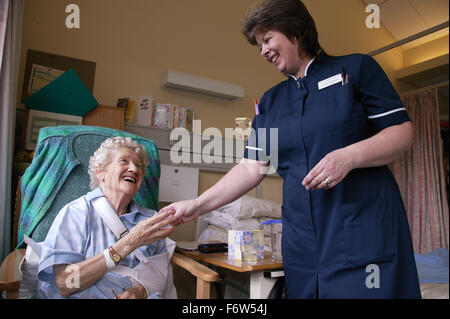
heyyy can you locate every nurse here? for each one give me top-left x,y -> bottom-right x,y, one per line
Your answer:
164,0 -> 421,298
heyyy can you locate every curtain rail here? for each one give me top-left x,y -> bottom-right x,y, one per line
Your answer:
369,21 -> 449,56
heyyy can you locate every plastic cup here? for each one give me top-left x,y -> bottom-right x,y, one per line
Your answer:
262,220 -> 282,260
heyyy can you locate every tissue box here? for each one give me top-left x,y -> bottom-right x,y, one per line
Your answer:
228,230 -> 264,262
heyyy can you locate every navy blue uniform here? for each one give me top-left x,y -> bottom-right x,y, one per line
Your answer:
244,53 -> 421,298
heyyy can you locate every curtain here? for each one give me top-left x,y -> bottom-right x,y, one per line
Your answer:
0,0 -> 24,262
392,88 -> 449,253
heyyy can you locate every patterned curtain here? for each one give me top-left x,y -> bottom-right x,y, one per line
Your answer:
0,0 -> 23,262
0,1 -> 9,70
392,88 -> 449,253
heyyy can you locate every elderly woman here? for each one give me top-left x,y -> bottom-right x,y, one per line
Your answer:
35,136 -> 176,299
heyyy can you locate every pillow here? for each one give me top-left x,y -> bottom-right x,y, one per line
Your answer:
203,211 -> 271,230
420,283 -> 449,299
214,196 -> 281,220
198,225 -> 228,243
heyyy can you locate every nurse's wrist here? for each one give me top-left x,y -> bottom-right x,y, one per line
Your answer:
342,145 -> 359,170
192,197 -> 208,216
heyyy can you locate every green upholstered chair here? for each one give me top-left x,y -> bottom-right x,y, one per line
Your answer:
0,125 -> 218,299
17,125 -> 160,247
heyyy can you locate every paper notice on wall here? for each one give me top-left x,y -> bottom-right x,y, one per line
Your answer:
28,64 -> 65,95
158,164 -> 199,202
136,95 -> 153,126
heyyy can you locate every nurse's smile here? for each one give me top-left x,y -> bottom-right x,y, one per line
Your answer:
256,30 -> 302,77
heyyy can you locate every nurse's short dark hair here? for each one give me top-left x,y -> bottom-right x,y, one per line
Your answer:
242,0 -> 322,58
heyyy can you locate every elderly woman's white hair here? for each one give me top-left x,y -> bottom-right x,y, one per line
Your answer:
88,136 -> 149,190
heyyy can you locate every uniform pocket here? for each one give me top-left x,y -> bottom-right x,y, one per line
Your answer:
340,198 -> 397,268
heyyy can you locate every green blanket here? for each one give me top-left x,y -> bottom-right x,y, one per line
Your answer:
17,125 -> 160,248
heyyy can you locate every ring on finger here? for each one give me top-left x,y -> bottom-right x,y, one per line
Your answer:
324,177 -> 331,186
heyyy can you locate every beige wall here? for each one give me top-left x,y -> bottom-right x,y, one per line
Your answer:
18,0 -> 436,241
18,0 -> 405,114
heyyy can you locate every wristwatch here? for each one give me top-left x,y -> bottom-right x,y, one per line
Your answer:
108,246 -> 122,265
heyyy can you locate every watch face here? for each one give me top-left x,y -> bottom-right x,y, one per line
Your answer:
113,254 -> 121,263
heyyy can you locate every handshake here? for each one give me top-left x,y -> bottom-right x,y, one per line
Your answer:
154,206 -> 183,230
149,199 -> 197,232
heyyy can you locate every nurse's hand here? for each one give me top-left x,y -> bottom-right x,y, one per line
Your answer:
302,148 -> 355,190
159,199 -> 200,225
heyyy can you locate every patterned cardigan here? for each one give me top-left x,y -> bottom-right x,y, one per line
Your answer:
17,125 -> 160,248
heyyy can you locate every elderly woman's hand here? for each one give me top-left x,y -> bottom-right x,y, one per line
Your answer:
114,285 -> 147,299
121,209 -> 176,251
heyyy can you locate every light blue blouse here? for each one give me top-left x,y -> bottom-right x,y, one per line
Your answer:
36,187 -> 166,299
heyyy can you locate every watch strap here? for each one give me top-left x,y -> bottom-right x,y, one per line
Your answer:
104,248 -> 116,270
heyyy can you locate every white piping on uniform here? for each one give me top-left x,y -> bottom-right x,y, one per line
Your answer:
246,146 -> 263,151
304,57 -> 315,76
367,108 -> 406,119
286,57 -> 316,80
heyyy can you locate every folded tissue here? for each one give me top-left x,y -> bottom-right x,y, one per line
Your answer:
228,230 -> 264,262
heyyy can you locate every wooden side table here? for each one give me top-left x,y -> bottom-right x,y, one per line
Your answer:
176,249 -> 284,298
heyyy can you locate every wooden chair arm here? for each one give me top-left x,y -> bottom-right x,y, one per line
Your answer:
171,252 -> 218,283
0,249 -> 25,298
0,250 -> 219,299
171,252 -> 219,299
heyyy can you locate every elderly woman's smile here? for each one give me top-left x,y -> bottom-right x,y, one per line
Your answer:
104,148 -> 143,191
95,147 -> 145,215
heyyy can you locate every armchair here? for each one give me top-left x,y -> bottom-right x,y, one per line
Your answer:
0,125 -> 218,299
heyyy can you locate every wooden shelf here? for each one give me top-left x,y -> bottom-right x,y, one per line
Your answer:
82,104 -> 124,130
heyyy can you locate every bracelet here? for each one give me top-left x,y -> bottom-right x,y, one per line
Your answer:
103,248 -> 117,270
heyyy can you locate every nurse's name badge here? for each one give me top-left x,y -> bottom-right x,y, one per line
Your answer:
318,73 -> 343,90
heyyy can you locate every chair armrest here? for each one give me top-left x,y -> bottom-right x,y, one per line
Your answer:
0,249 -> 25,293
171,252 -> 218,283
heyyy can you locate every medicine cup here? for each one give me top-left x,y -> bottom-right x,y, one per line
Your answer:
262,220 -> 282,260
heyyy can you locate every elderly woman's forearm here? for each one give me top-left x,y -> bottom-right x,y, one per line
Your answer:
345,121 -> 414,169
54,254 -> 108,298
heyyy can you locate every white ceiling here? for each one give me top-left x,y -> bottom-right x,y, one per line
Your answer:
362,0 -> 449,118
363,0 -> 449,49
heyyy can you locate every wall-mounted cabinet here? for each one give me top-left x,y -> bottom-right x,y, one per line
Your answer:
124,123 -> 242,172
161,69 -> 245,100
124,123 -> 281,178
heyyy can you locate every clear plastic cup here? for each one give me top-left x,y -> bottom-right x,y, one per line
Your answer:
262,220 -> 282,260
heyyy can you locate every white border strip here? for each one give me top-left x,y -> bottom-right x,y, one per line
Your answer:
304,57 -> 315,76
246,146 -> 263,151
286,57 -> 316,81
368,108 -> 406,119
